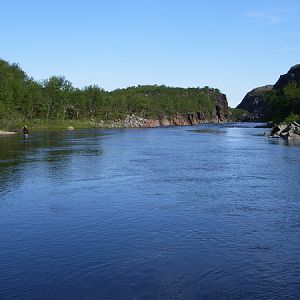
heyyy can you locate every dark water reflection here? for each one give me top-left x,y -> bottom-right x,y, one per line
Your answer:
0,124 -> 300,299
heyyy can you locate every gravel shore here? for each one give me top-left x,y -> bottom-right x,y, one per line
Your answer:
0,130 -> 17,135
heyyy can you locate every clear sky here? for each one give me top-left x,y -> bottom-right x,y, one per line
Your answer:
1,0 -> 299,107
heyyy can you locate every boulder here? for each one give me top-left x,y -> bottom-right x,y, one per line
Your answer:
67,126 -> 75,131
269,122 -> 300,140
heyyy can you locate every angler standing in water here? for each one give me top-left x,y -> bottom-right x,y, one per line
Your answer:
23,125 -> 29,138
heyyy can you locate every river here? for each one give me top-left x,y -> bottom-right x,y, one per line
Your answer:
0,123 -> 299,299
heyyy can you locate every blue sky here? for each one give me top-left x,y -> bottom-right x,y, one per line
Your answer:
1,0 -> 299,107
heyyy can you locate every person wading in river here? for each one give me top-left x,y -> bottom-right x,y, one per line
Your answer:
23,125 -> 29,137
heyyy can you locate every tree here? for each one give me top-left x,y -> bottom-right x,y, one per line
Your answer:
43,76 -> 73,119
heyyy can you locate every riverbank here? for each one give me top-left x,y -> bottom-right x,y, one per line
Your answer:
0,130 -> 17,135
0,113 -> 228,132
0,119 -> 96,132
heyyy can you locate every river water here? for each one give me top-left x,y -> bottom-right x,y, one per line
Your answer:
0,123 -> 299,299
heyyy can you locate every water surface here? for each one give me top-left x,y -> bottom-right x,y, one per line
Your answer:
0,123 -> 300,299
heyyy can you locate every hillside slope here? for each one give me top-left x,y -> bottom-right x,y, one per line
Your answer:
237,64 -> 300,123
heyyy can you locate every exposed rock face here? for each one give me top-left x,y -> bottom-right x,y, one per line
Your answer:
122,112 -> 228,128
268,121 -> 300,140
214,92 -> 229,122
123,115 -> 161,128
274,64 -> 300,89
236,85 -> 273,121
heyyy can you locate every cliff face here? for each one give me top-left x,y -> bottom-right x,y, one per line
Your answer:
236,85 -> 273,121
122,111 -> 228,128
213,92 -> 229,122
237,64 -> 300,121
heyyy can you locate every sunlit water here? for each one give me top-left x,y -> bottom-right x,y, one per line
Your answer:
0,123 -> 300,299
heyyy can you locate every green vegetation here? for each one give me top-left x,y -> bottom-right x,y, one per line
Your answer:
0,119 -> 96,132
0,59 -> 222,130
283,113 -> 300,124
265,83 -> 300,123
229,108 -> 247,122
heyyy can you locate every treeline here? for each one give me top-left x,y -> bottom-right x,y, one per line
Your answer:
0,59 -> 222,126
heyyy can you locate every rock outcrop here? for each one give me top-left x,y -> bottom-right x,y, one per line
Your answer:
273,64 -> 300,89
268,121 -> 300,140
214,92 -> 229,122
121,111 -> 228,128
236,85 -> 273,121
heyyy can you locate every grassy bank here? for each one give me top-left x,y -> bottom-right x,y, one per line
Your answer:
0,118 -> 98,132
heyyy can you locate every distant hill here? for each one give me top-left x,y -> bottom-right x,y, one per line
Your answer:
237,64 -> 300,123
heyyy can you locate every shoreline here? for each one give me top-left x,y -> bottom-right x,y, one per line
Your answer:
0,114 -> 230,132
0,121 -> 265,135
0,130 -> 17,135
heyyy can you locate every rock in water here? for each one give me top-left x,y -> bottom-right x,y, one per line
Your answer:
67,126 -> 75,131
269,122 -> 300,140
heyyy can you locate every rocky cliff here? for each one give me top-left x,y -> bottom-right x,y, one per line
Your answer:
212,92 -> 229,122
98,110 -> 229,128
273,64 -> 300,89
236,85 -> 273,121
